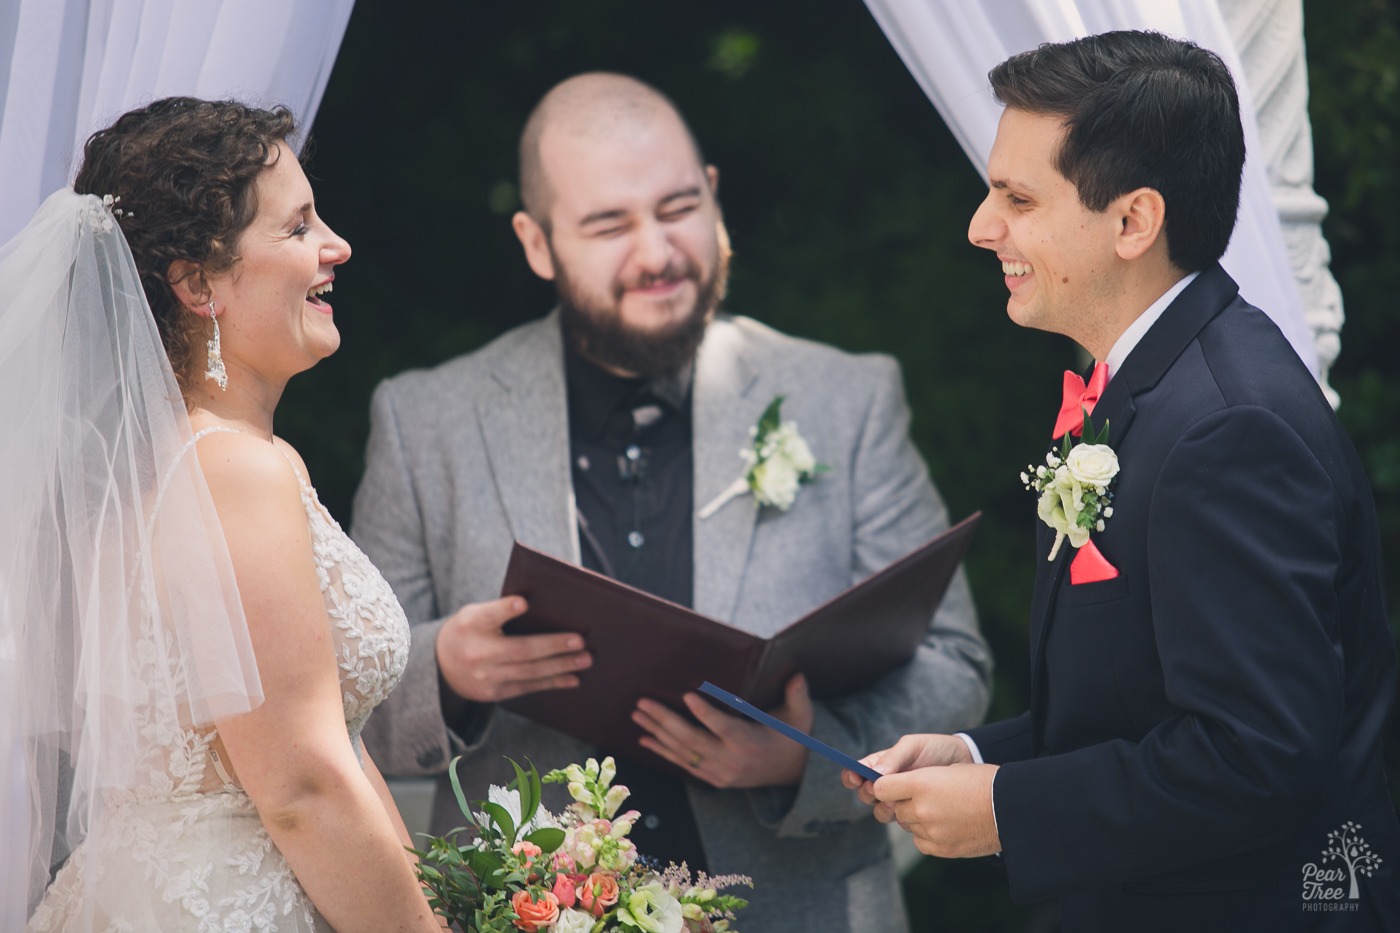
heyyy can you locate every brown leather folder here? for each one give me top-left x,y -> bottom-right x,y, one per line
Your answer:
500,512 -> 979,775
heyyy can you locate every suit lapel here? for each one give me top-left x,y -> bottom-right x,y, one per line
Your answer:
691,318 -> 762,621
1025,265 -> 1238,713
1026,381 -> 1137,703
478,313 -> 580,563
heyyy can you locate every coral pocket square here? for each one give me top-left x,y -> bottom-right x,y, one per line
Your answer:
1070,539 -> 1119,585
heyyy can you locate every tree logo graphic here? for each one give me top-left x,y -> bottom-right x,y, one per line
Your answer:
1302,821 -> 1384,904
1323,822 -> 1383,899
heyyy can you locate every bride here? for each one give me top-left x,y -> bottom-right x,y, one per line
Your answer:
1,98 -> 440,931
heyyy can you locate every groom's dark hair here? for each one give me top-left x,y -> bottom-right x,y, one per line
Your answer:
989,30 -> 1245,273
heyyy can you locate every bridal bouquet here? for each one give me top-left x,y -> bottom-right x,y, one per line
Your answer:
413,756 -> 750,933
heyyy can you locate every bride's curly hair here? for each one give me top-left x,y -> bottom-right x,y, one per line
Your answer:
73,97 -> 298,395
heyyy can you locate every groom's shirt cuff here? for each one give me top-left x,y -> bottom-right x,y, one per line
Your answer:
955,732 -> 1002,851
955,732 -> 984,764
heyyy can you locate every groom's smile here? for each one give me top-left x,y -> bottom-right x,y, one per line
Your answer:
999,257 -> 1034,294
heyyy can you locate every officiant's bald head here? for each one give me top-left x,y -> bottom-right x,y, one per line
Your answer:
518,72 -> 707,229
510,72 -> 728,379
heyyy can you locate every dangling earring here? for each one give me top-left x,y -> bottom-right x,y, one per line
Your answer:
205,301 -> 228,390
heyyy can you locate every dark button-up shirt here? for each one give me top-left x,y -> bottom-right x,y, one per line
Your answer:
564,343 -> 708,872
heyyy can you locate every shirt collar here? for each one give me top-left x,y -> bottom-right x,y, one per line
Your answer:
1103,271 -> 1199,377
564,340 -> 693,442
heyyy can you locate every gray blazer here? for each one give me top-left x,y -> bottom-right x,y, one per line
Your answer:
353,312 -> 991,932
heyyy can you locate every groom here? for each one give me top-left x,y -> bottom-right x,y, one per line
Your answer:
847,30 -> 1400,931
352,72 -> 990,931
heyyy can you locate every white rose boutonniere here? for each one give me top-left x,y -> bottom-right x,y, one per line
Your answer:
1022,415 -> 1118,561
698,395 -> 828,519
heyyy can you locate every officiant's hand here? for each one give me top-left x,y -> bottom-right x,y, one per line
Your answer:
436,596 -> 592,703
632,674 -> 814,788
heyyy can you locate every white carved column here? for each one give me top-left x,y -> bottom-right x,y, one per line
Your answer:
1219,0 -> 1343,406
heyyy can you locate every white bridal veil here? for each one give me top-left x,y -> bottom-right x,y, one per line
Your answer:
0,190 -> 262,926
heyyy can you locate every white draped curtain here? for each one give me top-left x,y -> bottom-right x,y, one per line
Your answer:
0,2 -> 352,923
862,0 -> 1321,377
0,0 -> 354,245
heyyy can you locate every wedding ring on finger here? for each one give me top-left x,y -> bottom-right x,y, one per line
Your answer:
688,750 -> 703,768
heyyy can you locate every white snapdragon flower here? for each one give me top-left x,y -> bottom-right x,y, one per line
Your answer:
617,882 -> 684,933
603,784 -> 631,819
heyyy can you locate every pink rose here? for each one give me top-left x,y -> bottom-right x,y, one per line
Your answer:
552,873 -> 577,909
553,851 -> 577,874
513,840 -> 544,880
513,841 -> 543,862
512,890 -> 560,931
579,872 -> 619,918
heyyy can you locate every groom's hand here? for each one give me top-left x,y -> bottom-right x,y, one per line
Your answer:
843,733 -> 1000,859
632,674 -> 814,789
871,763 -> 1001,859
435,596 -> 592,703
842,732 -> 973,802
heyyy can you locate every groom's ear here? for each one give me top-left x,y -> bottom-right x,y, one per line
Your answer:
1113,187 -> 1167,262
512,211 -> 556,282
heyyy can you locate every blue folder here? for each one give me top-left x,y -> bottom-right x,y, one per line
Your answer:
698,681 -> 882,782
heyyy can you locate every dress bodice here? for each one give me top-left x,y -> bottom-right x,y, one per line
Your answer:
169,435 -> 411,796
290,459 -> 411,745
29,432 -> 412,933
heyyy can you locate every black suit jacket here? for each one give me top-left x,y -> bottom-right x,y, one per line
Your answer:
969,265 -> 1400,931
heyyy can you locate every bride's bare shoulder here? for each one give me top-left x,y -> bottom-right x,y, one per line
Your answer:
189,427 -> 302,508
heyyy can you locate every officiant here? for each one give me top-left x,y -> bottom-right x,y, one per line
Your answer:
351,72 -> 990,931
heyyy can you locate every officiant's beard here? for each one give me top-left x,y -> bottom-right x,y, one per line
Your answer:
556,247 -> 729,380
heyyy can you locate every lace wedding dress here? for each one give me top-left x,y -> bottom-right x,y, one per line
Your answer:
27,435 -> 411,933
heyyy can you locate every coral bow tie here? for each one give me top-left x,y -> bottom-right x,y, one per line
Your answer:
1052,362 -> 1110,439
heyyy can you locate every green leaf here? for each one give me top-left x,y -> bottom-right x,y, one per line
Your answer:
1082,413 -> 1111,446
507,757 -> 540,828
525,826 -> 566,852
468,848 -> 504,878
447,756 -> 473,821
756,395 -> 785,440
481,801 -> 517,845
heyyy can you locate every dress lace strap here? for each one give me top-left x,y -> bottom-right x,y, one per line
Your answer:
189,425 -> 242,443
207,744 -> 239,792
268,443 -> 312,490
145,426 -> 243,534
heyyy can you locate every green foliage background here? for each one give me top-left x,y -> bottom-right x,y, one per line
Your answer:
286,2 -> 1398,929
